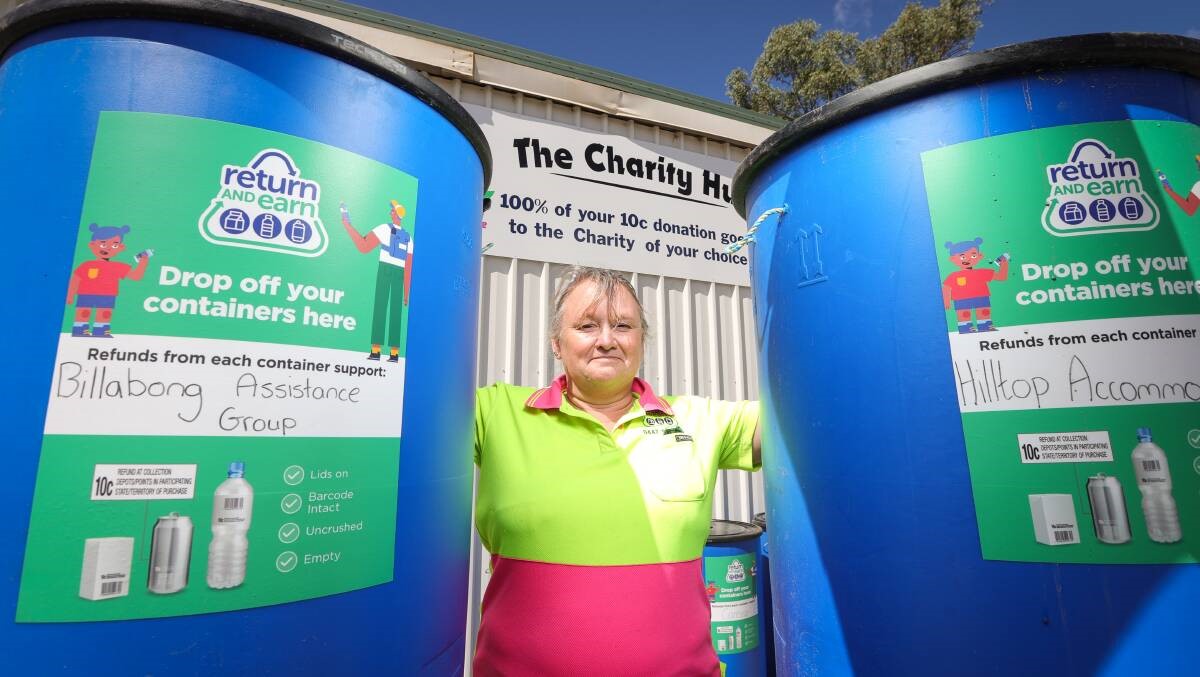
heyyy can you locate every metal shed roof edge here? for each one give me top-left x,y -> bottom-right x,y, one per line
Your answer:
261,0 -> 786,133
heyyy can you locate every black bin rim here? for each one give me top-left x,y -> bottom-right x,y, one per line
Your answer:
0,0 -> 492,186
707,518 -> 762,545
732,32 -> 1200,217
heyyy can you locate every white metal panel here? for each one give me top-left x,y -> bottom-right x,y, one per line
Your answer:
254,1 -> 779,145
472,54 -> 775,145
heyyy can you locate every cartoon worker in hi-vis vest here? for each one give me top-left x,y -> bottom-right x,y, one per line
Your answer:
341,199 -> 413,362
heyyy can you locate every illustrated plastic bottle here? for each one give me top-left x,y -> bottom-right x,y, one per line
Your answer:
207,462 -> 254,588
1131,428 -> 1181,543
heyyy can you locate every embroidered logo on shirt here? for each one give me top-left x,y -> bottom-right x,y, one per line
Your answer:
642,415 -> 686,436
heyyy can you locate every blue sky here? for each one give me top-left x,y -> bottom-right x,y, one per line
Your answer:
349,1 -> 1198,103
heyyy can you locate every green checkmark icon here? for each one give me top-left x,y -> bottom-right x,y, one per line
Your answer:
276,551 -> 298,573
278,522 -> 300,544
281,493 -> 302,514
283,465 -> 305,486
1188,429 -> 1200,450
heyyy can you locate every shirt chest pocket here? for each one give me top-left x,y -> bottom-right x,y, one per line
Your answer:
637,444 -> 707,502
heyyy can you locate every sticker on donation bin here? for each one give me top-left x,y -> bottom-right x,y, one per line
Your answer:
705,553 -> 759,654
17,112 -> 413,622
921,119 -> 1200,565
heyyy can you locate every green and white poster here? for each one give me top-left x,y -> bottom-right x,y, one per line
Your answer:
922,119 -> 1200,564
704,553 -> 759,654
17,112 -> 418,622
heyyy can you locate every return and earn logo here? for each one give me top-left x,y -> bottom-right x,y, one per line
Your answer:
1041,138 -> 1158,237
198,148 -> 329,257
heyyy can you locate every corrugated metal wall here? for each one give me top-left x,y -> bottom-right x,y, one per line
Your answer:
427,75 -> 766,668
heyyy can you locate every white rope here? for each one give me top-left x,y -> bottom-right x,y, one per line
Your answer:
725,205 -> 788,254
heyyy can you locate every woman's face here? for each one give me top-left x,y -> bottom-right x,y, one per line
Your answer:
553,280 -> 644,391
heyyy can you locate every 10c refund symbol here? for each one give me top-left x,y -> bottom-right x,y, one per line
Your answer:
1021,443 -> 1040,461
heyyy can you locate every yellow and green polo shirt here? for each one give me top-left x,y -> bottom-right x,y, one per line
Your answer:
473,375 -> 759,676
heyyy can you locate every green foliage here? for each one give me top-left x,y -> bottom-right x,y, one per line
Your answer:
727,0 -> 988,120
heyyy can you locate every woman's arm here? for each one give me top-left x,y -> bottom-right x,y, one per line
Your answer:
752,419 -> 761,468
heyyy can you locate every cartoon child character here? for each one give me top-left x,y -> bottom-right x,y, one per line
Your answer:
341,199 -> 412,362
1157,155 -> 1200,216
66,224 -> 152,338
942,237 -> 1009,334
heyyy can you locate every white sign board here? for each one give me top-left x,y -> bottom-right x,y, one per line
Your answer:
468,105 -> 750,285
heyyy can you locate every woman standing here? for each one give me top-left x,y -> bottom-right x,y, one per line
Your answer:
474,266 -> 761,676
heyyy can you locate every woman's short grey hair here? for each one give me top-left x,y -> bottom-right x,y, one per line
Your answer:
550,266 -> 649,343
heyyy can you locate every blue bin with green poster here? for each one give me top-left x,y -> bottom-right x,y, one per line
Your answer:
705,519 -> 766,676
0,0 -> 489,673
734,34 -> 1200,675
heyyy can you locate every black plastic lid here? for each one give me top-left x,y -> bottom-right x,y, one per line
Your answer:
752,512 -> 766,531
0,0 -> 492,186
732,32 -> 1200,217
707,519 -> 762,544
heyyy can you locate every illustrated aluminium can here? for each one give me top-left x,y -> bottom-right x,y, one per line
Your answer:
1087,474 -> 1131,545
148,513 -> 194,594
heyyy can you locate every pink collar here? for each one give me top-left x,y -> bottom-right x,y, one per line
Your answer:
525,374 -> 673,415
